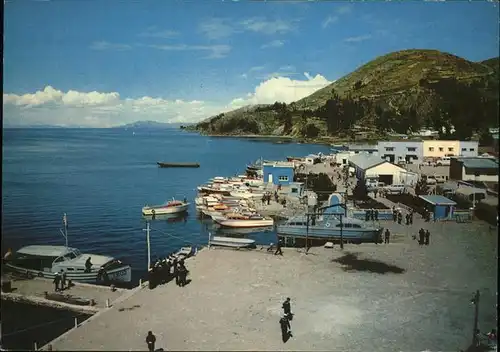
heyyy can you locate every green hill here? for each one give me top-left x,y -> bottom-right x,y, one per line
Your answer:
189,49 -> 499,142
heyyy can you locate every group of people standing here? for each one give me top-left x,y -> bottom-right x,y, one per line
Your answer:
365,208 -> 379,221
392,206 -> 414,225
148,254 -> 189,290
417,228 -> 431,245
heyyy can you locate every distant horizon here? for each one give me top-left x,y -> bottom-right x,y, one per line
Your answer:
4,1 -> 498,127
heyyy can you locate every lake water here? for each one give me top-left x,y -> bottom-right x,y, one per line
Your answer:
2,128 -> 330,283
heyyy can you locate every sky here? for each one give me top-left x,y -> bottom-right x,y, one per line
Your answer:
3,0 -> 499,128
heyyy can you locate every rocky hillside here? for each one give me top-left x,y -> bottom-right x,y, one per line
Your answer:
188,49 -> 499,141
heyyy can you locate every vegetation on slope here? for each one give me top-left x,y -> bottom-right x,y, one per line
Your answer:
188,49 -> 499,141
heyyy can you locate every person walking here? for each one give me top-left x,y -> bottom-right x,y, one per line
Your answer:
384,229 -> 390,244
279,315 -> 292,342
85,257 -> 92,273
145,331 -> 156,352
60,269 -> 67,291
282,297 -> 292,320
418,228 -> 425,245
53,271 -> 61,292
425,229 -> 430,245
274,239 -> 283,256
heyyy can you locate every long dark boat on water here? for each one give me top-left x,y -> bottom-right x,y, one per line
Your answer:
157,162 -> 200,168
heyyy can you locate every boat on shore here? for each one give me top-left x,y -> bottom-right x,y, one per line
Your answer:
213,213 -> 274,228
142,199 -> 189,216
209,235 -> 256,249
4,214 -> 132,284
277,214 -> 383,244
157,162 -> 200,168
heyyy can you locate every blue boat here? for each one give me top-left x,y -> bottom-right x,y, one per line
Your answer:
276,213 -> 384,245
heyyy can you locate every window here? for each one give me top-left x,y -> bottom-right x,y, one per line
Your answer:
385,147 -> 395,151
278,176 -> 289,181
469,148 -> 475,152
407,147 -> 416,152
448,147 -> 454,152
429,147 -> 434,151
462,148 -> 467,151
439,147 -> 444,152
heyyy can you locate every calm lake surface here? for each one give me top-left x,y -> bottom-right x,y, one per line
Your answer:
2,128 -> 330,283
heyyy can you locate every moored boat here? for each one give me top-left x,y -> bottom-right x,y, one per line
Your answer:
209,235 -> 256,248
142,198 -> 189,216
213,213 -> 274,228
277,214 -> 383,244
157,162 -> 200,168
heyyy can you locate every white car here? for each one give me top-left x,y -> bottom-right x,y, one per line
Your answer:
384,184 -> 406,195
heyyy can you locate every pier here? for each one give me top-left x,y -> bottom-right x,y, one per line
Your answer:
40,216 -> 496,352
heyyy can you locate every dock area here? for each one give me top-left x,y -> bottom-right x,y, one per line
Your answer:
1,274 -> 133,314
42,217 -> 497,351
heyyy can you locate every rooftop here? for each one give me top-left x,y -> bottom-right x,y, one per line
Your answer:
263,161 -> 295,168
455,157 -> 499,169
349,154 -> 391,170
418,195 -> 457,206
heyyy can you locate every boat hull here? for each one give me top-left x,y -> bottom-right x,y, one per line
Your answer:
210,236 -> 256,248
276,225 -> 383,243
214,218 -> 274,228
142,203 -> 189,215
157,162 -> 200,168
5,263 -> 132,284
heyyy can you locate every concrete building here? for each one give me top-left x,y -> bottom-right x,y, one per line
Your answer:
423,140 -> 460,158
378,141 -> 424,164
262,161 -> 295,186
348,154 -> 406,185
347,144 -> 379,156
449,157 -> 499,182
288,182 -> 305,198
418,195 -> 457,220
458,141 -> 479,157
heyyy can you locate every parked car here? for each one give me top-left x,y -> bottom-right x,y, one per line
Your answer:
423,175 -> 437,185
384,184 -> 406,195
436,157 -> 451,166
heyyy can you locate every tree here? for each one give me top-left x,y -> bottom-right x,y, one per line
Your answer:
414,178 -> 429,196
352,179 -> 368,200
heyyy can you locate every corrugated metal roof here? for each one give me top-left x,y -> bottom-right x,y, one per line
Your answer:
418,195 -> 457,205
349,154 -> 392,170
457,157 -> 499,169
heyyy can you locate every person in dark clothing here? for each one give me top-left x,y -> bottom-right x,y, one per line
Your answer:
397,212 -> 402,224
146,331 -> 156,352
409,211 -> 414,225
418,228 -> 425,245
405,213 -> 410,225
60,269 -> 67,291
374,209 -> 379,221
275,239 -> 283,255
279,316 -> 292,342
274,191 -> 279,202
365,210 -> 369,221
374,189 -> 378,198
282,297 -> 292,319
425,230 -> 430,245
311,215 -> 316,226
173,259 -> 180,286
392,208 -> 397,222
267,194 -> 271,205
85,257 -> 92,273
384,229 -> 390,244
53,271 -> 61,292
261,195 -> 266,205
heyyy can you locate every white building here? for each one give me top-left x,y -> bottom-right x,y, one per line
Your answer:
348,154 -> 408,185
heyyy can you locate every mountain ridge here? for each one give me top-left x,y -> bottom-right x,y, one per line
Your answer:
188,49 -> 499,142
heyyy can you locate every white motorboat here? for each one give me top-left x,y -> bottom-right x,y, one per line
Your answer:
6,246 -> 132,284
213,213 -> 274,228
142,198 -> 189,216
4,214 -> 132,284
229,189 -> 264,199
209,235 -> 256,248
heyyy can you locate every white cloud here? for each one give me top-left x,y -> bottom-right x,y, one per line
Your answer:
138,28 -> 179,39
240,17 -> 295,35
4,73 -> 331,127
90,41 -> 132,51
261,40 -> 285,49
229,72 -> 331,107
322,15 -> 338,29
343,35 -> 372,43
198,18 -> 236,40
149,44 -> 231,59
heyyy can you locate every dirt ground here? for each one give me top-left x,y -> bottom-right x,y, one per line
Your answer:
46,216 -> 497,351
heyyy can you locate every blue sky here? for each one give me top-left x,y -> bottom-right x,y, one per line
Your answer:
3,0 -> 499,127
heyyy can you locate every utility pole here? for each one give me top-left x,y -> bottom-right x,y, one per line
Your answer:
471,290 -> 480,347
143,222 -> 151,271
339,213 -> 344,250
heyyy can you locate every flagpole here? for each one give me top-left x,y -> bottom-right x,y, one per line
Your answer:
63,213 -> 68,248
